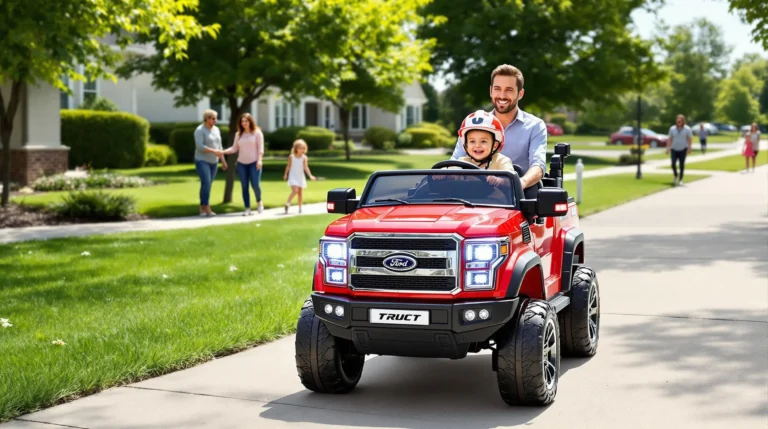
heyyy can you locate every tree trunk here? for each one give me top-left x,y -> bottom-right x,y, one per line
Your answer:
0,81 -> 23,207
339,107 -> 351,161
221,95 -> 241,204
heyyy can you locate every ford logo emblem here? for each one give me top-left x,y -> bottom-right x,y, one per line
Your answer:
382,254 -> 418,272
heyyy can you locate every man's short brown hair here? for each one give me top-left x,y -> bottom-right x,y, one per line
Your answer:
491,64 -> 524,91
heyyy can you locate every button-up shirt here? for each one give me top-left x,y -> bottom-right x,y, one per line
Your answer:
451,108 -> 547,175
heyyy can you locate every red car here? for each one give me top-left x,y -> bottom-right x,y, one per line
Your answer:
610,126 -> 668,148
295,144 -> 601,406
547,122 -> 564,136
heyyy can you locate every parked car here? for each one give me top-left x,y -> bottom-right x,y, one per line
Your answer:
609,127 -> 669,148
691,122 -> 719,135
712,122 -> 737,132
296,144 -> 601,406
547,122 -> 564,136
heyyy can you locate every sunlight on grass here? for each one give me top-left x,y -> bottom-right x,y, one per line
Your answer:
13,153 -> 617,218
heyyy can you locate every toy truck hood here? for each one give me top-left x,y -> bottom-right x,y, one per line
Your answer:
325,205 -> 520,237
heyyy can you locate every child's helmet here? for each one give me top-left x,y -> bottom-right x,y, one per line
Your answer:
458,110 -> 505,165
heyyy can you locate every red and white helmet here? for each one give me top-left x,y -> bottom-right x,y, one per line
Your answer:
458,110 -> 505,149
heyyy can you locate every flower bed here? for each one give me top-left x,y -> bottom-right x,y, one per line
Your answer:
31,173 -> 154,192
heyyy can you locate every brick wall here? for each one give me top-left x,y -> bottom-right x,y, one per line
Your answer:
0,148 -> 69,186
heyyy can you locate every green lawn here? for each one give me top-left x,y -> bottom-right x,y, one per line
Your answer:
667,153 -> 768,172
0,171 -> 702,421
549,132 -> 741,150
13,153 -> 616,218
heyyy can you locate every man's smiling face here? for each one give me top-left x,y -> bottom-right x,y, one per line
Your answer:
490,75 -> 523,114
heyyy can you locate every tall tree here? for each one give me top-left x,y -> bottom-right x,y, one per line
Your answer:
416,0 -> 664,112
729,0 -> 768,50
715,79 -> 760,125
0,0 -> 217,206
657,18 -> 730,123
316,0 -> 437,161
120,0 -> 349,203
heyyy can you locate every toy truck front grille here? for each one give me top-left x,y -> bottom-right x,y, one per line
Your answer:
348,234 -> 461,294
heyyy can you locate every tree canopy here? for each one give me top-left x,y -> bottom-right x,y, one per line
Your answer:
0,0 -> 217,206
729,0 -> 768,50
417,0 -> 664,112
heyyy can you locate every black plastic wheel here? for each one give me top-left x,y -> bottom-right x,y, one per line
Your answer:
560,266 -> 600,357
295,298 -> 365,393
495,299 -> 560,406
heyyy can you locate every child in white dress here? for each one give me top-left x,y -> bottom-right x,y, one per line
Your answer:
283,139 -> 316,213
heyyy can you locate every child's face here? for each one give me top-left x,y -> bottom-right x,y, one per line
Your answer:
296,145 -> 306,155
466,130 -> 496,159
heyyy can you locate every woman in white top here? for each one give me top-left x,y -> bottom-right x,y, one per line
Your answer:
283,139 -> 316,213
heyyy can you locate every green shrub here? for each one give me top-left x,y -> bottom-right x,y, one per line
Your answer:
617,154 -> 643,165
78,96 -> 119,112
149,122 -> 200,144
169,126 -> 230,163
408,122 -> 455,147
61,110 -> 148,169
145,144 -> 178,166
363,126 -> 397,149
331,140 -> 356,152
31,172 -> 154,192
397,132 -> 413,147
548,113 -> 568,127
563,121 -> 577,135
51,191 -> 137,221
297,126 -> 335,149
264,126 -> 305,151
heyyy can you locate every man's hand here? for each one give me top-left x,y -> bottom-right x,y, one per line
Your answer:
256,160 -> 262,170
666,148 -> 670,155
687,147 -> 691,155
221,161 -> 227,171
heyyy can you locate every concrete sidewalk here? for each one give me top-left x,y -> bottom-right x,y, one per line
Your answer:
4,165 -> 766,429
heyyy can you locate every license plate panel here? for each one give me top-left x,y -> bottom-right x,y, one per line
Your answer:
369,308 -> 429,326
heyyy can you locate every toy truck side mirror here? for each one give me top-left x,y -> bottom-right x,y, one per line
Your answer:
327,188 -> 359,214
521,188 -> 569,219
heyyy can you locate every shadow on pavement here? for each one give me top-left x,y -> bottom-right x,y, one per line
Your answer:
587,220 -> 768,278
258,353 -> 592,429
603,309 -> 768,420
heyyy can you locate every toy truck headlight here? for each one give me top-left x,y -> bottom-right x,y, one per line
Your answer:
320,238 -> 348,286
464,239 -> 508,290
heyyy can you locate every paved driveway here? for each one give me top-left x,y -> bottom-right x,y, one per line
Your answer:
4,167 -> 767,429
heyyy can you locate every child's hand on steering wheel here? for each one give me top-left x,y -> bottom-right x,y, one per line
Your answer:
486,176 -> 503,187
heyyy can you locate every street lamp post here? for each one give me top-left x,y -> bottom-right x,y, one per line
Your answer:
636,94 -> 642,179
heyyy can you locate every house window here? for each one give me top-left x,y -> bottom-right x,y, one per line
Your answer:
275,102 -> 298,128
60,75 -> 71,109
402,104 -> 420,128
351,105 -> 367,129
83,78 -> 97,104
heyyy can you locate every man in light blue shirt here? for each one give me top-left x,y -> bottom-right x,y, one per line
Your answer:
451,64 -> 547,189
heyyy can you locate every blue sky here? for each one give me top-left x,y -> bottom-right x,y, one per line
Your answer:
429,0 -> 766,92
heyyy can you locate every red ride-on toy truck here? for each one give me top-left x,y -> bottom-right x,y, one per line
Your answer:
294,143 -> 600,406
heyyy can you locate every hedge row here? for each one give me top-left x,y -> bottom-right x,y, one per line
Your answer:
149,122 -> 200,144
61,110 -> 149,169
397,121 -> 455,149
145,144 -> 178,166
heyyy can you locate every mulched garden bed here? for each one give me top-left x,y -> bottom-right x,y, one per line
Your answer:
0,203 -> 148,228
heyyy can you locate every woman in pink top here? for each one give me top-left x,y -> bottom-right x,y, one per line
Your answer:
218,113 -> 265,215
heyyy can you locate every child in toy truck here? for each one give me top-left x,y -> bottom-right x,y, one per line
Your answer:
433,110 -> 515,187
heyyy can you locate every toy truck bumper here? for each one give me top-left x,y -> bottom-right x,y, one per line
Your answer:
311,293 -> 520,359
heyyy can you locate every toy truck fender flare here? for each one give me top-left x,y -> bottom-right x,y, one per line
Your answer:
505,252 -> 545,299
561,228 -> 584,293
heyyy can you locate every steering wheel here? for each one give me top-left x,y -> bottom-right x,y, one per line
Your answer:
431,160 -> 480,170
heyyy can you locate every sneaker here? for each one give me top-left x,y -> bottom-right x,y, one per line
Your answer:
199,212 -> 207,217
257,202 -> 263,214
678,180 -> 684,186
284,203 -> 289,214
299,207 -> 303,214
243,208 -> 252,216
207,211 -> 217,217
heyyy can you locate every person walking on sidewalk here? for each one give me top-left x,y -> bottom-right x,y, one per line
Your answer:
698,123 -> 708,154
742,122 -> 760,172
217,113 -> 265,215
667,114 -> 692,186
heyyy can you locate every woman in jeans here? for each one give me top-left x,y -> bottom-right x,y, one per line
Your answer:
217,113 -> 265,215
194,109 -> 227,217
